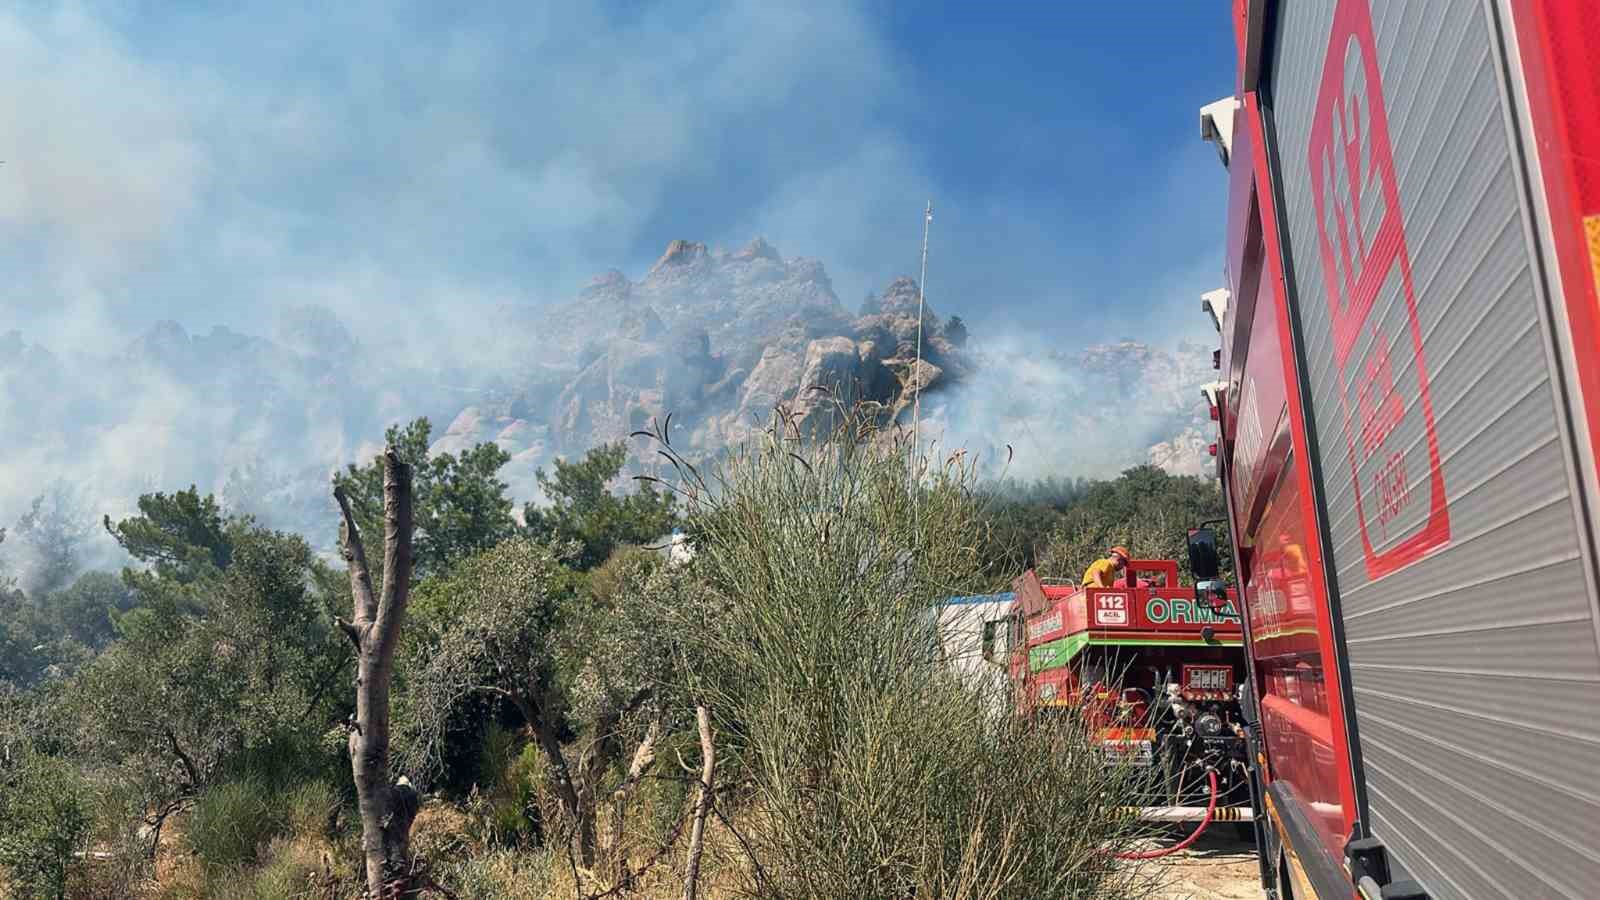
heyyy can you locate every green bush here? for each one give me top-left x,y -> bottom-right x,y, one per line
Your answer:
465,738 -> 548,849
502,742 -> 549,843
186,779 -> 285,869
649,407 -> 1155,899
240,853 -> 305,900
0,752 -> 92,900
232,835 -> 359,900
476,722 -> 520,790
221,727 -> 344,791
633,728 -> 695,846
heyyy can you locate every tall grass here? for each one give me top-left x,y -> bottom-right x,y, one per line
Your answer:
186,779 -> 284,869
644,406 -> 1158,899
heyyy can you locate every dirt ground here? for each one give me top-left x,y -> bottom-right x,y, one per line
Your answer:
1149,827 -> 1264,900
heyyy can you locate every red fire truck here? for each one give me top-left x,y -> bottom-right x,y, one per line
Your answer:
1197,1 -> 1600,898
1006,563 -> 1254,828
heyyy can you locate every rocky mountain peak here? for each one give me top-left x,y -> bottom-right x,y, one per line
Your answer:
616,305 -> 667,342
275,305 -> 358,360
731,236 -> 782,263
1,238 -> 1223,559
873,276 -> 925,317
444,240 -> 983,480
650,239 -> 710,274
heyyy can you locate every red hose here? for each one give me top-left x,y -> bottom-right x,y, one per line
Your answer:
1114,768 -> 1219,860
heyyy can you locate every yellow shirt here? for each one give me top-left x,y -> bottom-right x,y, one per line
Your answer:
1082,558 -> 1119,588
1281,542 -> 1306,576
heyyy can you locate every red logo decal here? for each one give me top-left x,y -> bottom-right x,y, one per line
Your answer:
1308,0 -> 1449,578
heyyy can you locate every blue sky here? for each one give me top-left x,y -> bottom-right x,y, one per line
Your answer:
1,1 -> 1236,352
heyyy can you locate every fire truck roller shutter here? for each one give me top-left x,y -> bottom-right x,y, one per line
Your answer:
1266,0 -> 1600,896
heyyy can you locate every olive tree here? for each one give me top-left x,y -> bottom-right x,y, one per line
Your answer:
396,538 -> 669,872
65,519 -> 349,858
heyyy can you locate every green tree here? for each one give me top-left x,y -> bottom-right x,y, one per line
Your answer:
0,583 -> 46,687
1036,465 -> 1230,584
104,486 -> 233,584
41,571 -> 137,650
333,418 -> 516,577
0,526 -> 11,593
522,442 -> 677,571
67,520 -> 350,856
0,526 -> 83,688
397,539 -> 667,868
972,476 -> 1093,582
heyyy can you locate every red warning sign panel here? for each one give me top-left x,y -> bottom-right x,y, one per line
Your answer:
1307,0 -> 1449,578
1093,593 -> 1129,627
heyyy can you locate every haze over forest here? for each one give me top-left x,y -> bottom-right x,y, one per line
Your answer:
0,2 -> 1231,590
0,235 -> 1216,592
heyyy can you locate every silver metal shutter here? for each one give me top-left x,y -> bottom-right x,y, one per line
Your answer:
1266,0 -> 1600,896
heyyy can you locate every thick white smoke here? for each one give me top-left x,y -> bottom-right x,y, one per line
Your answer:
916,333 -> 1214,483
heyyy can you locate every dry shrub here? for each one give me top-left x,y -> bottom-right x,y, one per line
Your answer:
283,781 -> 340,842
409,801 -> 474,863
233,834 -> 355,900
441,847 -> 553,900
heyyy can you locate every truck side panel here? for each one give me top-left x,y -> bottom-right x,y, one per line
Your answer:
1227,131 -> 1364,890
1506,0 -> 1600,590
1263,0 -> 1600,895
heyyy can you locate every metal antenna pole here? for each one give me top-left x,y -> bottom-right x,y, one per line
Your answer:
912,200 -> 933,453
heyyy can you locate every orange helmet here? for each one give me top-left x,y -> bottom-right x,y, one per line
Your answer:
1108,546 -> 1130,561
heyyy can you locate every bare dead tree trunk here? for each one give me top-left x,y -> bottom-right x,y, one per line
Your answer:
681,706 -> 715,900
605,720 -> 661,877
335,449 -> 418,898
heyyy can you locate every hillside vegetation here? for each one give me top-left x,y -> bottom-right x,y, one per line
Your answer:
0,409 -> 1222,899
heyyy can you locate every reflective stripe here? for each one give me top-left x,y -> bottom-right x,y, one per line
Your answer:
1587,215 -> 1600,301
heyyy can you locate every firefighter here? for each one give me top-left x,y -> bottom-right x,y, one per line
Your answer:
1082,546 -> 1130,588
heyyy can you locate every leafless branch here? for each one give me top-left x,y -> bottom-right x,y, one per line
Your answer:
340,449 -> 419,896
712,802 -> 772,894
334,484 -> 377,625
681,705 -> 716,900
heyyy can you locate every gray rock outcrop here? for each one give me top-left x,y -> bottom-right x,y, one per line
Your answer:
465,239 -> 971,471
